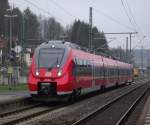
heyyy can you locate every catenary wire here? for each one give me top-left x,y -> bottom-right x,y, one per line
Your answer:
93,8 -> 135,31
120,0 -> 137,32
48,0 -> 76,19
23,0 -> 67,24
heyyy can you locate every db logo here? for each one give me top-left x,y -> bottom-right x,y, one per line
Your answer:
45,72 -> 51,77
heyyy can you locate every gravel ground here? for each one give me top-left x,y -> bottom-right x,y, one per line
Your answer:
0,106 -> 53,125
81,83 -> 150,125
124,89 -> 150,125
17,80 -> 149,125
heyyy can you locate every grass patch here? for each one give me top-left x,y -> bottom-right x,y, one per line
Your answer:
0,84 -> 28,92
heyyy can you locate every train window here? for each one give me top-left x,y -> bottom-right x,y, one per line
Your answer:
83,60 -> 85,66
82,60 -> 84,66
73,58 -> 76,76
112,68 -> 114,76
99,66 -> 101,77
80,60 -> 83,66
107,68 -> 110,76
115,69 -> 117,76
110,68 -> 112,76
109,68 -> 111,76
105,68 -> 108,77
75,58 -> 79,66
123,69 -> 125,75
122,69 -> 124,75
118,68 -> 120,75
111,68 -> 114,76
105,68 -> 107,76
121,69 -> 123,75
74,58 -> 77,65
100,67 -> 104,77
38,48 -> 64,68
106,68 -> 108,76
119,69 -> 122,75
77,59 -> 80,66
79,59 -> 83,67
118,69 -> 120,75
97,66 -> 100,77
86,61 -> 88,67
78,59 -> 80,66
116,68 -> 117,75
129,69 -> 131,75
73,58 -> 79,76
115,68 -> 116,76
88,61 -> 92,67
78,59 -> 81,66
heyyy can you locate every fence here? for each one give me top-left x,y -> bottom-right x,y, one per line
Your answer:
0,66 -> 27,85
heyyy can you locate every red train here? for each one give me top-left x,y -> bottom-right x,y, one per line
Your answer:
28,41 -> 133,101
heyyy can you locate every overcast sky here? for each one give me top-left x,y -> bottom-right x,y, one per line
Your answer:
9,0 -> 150,49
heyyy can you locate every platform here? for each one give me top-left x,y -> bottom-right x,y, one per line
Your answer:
0,91 -> 31,114
0,91 -> 30,104
143,95 -> 150,125
137,92 -> 150,125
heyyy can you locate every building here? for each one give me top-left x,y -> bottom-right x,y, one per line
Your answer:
133,49 -> 150,69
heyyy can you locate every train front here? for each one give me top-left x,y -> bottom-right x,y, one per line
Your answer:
28,42 -> 73,101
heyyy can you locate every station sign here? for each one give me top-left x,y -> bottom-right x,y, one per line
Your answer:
15,46 -> 22,53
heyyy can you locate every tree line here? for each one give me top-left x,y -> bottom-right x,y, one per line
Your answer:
0,0 -> 132,68
0,0 -> 109,54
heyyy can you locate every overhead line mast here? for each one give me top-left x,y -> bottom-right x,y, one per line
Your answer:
89,7 -> 93,50
95,32 -> 138,52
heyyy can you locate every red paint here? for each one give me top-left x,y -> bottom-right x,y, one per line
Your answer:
28,43 -> 133,100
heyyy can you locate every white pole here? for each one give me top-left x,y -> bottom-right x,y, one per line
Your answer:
0,49 -> 3,64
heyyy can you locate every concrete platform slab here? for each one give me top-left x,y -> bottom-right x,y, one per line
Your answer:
137,92 -> 150,125
0,91 -> 30,104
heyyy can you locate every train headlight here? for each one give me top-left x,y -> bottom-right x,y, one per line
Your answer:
57,70 -> 62,77
35,71 -> 39,76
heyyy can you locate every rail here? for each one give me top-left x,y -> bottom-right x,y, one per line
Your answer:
71,82 -> 149,125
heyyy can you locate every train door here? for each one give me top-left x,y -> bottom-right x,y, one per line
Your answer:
116,61 -> 119,85
101,56 -> 105,88
73,58 -> 78,86
91,61 -> 95,88
105,62 -> 109,87
103,58 -> 109,88
118,68 -> 122,84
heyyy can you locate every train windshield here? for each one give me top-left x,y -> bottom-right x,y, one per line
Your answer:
38,48 -> 64,68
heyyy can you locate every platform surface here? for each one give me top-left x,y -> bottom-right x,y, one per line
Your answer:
0,91 -> 30,104
143,95 -> 150,125
137,92 -> 150,125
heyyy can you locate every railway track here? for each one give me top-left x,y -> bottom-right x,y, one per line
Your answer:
0,79 -> 148,125
0,103 -> 42,117
71,81 -> 150,125
0,103 -> 63,125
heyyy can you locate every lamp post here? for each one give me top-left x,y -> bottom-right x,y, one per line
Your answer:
4,8 -> 17,89
4,8 -> 17,54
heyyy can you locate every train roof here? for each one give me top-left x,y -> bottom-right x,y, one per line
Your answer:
37,40 -> 132,67
38,40 -> 82,50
